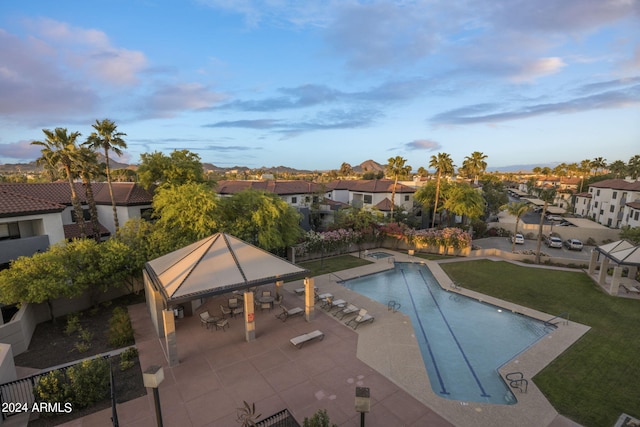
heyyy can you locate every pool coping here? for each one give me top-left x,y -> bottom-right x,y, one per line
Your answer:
285,250 -> 590,427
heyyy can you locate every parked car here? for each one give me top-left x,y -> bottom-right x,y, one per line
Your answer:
546,215 -> 564,222
512,233 -> 525,244
545,236 -> 563,248
564,238 -> 583,251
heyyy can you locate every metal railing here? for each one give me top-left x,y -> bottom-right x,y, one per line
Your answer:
256,408 -> 301,427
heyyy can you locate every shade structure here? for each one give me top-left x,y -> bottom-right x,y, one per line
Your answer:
145,233 -> 309,304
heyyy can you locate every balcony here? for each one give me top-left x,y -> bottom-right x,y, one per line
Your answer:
0,235 -> 50,265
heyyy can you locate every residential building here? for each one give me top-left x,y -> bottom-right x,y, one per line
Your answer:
324,179 -> 416,214
576,178 -> 640,228
0,182 -> 153,268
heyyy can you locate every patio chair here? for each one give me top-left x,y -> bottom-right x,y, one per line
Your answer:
276,304 -> 304,322
261,290 -> 272,298
290,330 -> 324,349
335,304 -> 359,319
260,302 -> 272,312
346,309 -> 375,329
231,305 -> 244,318
214,318 -> 230,331
199,311 -> 217,329
228,298 -> 240,309
220,305 -> 232,318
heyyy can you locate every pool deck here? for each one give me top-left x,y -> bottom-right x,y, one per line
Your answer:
296,251 -> 590,427
52,250 -> 590,427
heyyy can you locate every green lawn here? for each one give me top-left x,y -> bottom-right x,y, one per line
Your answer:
297,254 -> 373,277
440,259 -> 640,427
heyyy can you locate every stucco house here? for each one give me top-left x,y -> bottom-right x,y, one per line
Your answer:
0,182 -> 153,268
573,178 -> 640,228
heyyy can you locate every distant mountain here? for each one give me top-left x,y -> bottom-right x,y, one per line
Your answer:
353,159 -> 384,173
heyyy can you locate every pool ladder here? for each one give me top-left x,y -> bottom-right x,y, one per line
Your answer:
387,300 -> 401,313
505,372 -> 528,394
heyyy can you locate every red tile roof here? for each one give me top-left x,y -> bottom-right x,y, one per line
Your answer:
0,182 -> 153,209
0,189 -> 66,218
374,198 -> 393,211
627,201 -> 640,210
63,223 -> 111,240
325,179 -> 415,193
216,180 -> 325,195
589,179 -> 640,191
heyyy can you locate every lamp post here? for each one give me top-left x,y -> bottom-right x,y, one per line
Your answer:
355,387 -> 370,427
143,365 -> 165,427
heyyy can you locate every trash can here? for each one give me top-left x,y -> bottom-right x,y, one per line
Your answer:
174,305 -> 184,319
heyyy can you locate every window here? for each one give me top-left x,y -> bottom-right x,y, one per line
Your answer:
0,222 -> 20,240
312,196 -> 318,203
610,205 -> 615,213
140,208 -> 154,221
404,195 -> 410,201
596,190 -> 600,196
635,211 -> 639,221
291,197 -> 297,204
71,209 -> 91,222
363,195 -> 373,204
594,202 -> 598,208
305,196 -> 310,203
612,191 -> 617,199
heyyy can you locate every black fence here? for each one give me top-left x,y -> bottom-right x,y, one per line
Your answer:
256,408 -> 301,427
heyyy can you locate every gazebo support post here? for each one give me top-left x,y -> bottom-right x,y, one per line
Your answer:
610,266 -> 622,295
588,250 -> 598,275
275,280 -> 283,300
304,277 -> 315,322
598,257 -> 610,286
244,291 -> 256,342
162,309 -> 179,366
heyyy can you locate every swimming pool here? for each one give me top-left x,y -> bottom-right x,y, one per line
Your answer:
341,262 -> 553,404
366,251 -> 394,259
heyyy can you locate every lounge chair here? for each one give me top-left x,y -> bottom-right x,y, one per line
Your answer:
294,286 -> 318,295
290,330 -> 324,349
346,309 -> 375,329
335,304 -> 359,319
621,283 -> 640,294
325,298 -> 347,312
315,292 -> 332,303
276,304 -> 304,322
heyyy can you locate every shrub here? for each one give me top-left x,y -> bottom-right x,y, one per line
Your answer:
64,314 -> 81,336
108,307 -> 134,348
34,370 -> 71,409
119,347 -> 138,371
66,358 -> 109,408
74,341 -> 91,353
303,409 -> 338,427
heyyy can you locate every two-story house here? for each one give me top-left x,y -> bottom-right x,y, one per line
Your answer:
578,178 -> 640,228
324,179 -> 416,215
0,182 -> 153,268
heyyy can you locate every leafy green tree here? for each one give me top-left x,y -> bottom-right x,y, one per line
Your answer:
84,119 -> 128,230
218,189 -> 302,253
428,152 -> 455,228
32,128 -> 87,238
137,149 -> 205,189
114,218 -> 162,288
501,202 -> 530,252
0,246 -> 86,322
152,183 -> 219,248
441,183 -> 485,225
481,179 -> 508,217
620,226 -> 640,245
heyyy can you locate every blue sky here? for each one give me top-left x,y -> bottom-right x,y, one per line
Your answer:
0,0 -> 638,172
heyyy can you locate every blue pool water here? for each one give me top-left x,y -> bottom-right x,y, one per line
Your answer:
367,251 -> 394,259
341,262 -> 553,404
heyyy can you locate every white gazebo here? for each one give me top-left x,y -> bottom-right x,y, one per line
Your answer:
143,232 -> 311,366
588,240 -> 640,295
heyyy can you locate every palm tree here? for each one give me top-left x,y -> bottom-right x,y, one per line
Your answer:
385,156 -> 412,221
462,151 -> 488,185
591,157 -> 607,175
502,202 -> 530,252
535,187 -> 557,264
608,160 -> 627,178
72,147 -> 102,241
32,128 -> 86,237
84,119 -> 127,231
627,155 -> 640,180
429,152 -> 455,228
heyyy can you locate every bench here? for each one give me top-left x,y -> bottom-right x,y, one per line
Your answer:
290,330 -> 324,349
621,283 -> 640,294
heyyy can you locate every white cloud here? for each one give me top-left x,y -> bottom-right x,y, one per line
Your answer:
510,57 -> 566,82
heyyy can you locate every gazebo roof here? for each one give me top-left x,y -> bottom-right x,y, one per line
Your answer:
596,240 -> 640,267
145,233 -> 309,303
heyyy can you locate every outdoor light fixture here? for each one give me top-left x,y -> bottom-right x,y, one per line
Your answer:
355,386 -> 370,427
143,365 -> 165,427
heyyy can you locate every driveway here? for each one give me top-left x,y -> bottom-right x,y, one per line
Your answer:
473,237 -> 592,261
